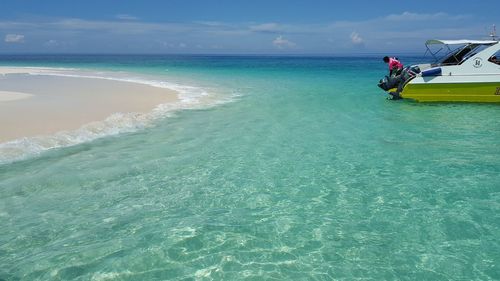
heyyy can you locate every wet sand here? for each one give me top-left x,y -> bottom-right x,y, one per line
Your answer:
0,68 -> 179,142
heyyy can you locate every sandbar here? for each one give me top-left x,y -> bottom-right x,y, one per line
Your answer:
0,66 -> 50,75
0,68 -> 179,142
0,91 -> 33,102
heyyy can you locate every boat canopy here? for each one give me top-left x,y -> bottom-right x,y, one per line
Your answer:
424,39 -> 499,66
426,39 -> 498,45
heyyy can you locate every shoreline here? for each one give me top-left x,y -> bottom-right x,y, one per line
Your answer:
0,67 -> 180,143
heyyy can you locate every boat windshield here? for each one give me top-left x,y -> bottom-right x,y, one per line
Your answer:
425,40 -> 498,66
460,44 -> 492,63
430,44 -> 480,66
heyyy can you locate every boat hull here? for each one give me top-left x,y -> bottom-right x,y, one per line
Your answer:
401,81 -> 500,102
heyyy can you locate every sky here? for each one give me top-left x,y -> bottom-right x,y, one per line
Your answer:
0,0 -> 498,54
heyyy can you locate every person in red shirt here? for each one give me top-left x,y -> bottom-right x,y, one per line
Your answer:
383,56 -> 403,77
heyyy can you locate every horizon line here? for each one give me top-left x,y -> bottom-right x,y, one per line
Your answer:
0,52 -> 426,57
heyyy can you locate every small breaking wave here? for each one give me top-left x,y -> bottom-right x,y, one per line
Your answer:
0,68 -> 238,165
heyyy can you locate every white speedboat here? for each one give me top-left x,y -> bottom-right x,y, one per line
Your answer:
378,39 -> 500,102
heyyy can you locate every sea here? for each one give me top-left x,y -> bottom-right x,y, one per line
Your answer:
0,55 -> 499,280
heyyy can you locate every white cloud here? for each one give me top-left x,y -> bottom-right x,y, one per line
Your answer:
43,39 -> 58,47
5,34 -> 25,43
272,35 -> 296,49
47,18 -> 191,35
115,14 -> 139,21
250,23 -> 281,33
350,32 -> 363,45
385,11 -> 468,21
195,21 -> 224,27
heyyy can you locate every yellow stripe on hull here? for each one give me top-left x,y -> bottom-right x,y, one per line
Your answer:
401,82 -> 500,102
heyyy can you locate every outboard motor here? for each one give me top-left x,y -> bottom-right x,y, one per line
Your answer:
378,76 -> 402,99
377,65 -> 421,100
378,76 -> 399,91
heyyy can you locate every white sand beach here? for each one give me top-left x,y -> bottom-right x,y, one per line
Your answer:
0,67 -> 179,142
0,91 -> 33,102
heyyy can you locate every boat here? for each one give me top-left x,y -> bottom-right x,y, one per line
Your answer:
378,38 -> 500,102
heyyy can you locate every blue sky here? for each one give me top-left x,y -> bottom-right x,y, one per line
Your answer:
1,0 -> 498,54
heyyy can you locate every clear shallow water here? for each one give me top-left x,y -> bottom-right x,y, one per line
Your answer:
1,55 -> 500,280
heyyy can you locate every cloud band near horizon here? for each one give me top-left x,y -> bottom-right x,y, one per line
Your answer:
0,11 -> 494,54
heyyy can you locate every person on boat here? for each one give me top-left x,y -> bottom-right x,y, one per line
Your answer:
489,55 -> 499,64
383,56 -> 403,77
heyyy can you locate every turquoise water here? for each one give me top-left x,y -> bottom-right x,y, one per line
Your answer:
1,55 -> 500,280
